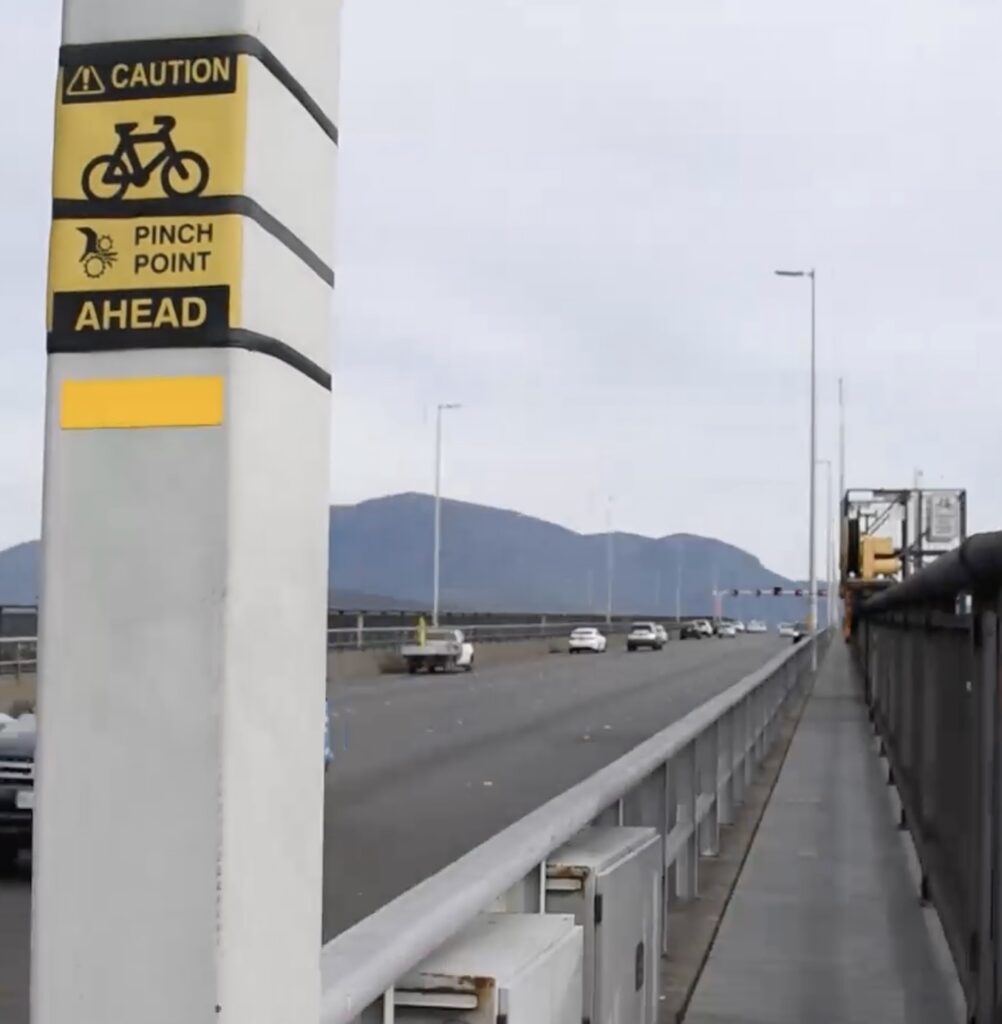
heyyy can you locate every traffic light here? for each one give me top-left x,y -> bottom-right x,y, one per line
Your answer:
731,589 -> 740,597
794,588 -> 804,597
772,586 -> 783,596
756,588 -> 764,597
860,536 -> 902,580
818,588 -> 827,598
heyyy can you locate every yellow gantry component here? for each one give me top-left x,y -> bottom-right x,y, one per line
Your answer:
860,535 -> 902,580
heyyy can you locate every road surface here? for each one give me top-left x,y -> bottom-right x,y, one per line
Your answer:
0,634 -> 784,1021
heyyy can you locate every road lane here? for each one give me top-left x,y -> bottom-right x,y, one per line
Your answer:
0,634 -> 785,1021
321,635 -> 784,936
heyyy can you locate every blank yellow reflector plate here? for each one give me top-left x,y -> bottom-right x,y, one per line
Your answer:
61,376 -> 224,429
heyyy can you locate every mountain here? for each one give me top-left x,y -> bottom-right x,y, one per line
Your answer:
0,543 -> 38,607
0,493 -> 820,622
330,493 -> 816,621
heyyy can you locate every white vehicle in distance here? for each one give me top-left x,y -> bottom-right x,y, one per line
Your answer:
746,620 -> 768,634
694,619 -> 714,638
654,624 -> 669,645
401,628 -> 475,674
716,621 -> 737,638
627,622 -> 663,651
568,627 -> 608,654
733,620 -> 746,633
778,622 -> 797,638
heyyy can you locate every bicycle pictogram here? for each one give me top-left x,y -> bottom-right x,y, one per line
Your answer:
81,116 -> 209,201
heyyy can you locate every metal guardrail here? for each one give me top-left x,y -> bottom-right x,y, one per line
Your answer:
325,619 -> 647,651
319,630 -> 828,1022
857,530 -> 1002,1024
1,611 -> 696,663
0,637 -> 37,679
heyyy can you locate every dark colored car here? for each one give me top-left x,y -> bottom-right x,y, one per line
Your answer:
0,721 -> 35,868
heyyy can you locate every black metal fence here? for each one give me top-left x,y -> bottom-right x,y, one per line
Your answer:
856,532 -> 1002,1024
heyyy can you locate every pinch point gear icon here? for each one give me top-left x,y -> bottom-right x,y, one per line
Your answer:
77,227 -> 118,278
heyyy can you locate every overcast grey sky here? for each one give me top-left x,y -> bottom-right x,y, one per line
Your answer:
2,1 -> 1000,578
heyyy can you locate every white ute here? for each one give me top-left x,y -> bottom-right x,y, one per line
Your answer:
401,628 -> 475,674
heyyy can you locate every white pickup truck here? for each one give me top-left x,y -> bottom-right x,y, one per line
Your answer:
401,628 -> 475,674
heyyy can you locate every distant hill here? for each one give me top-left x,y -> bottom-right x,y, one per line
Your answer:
0,493 -> 821,622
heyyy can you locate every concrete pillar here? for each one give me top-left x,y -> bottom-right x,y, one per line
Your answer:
34,3 -> 340,1024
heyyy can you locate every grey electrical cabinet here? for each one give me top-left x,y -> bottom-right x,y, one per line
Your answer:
384,912 -> 583,1023
546,826 -> 662,1024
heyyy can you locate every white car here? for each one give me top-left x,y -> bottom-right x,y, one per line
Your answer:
716,622 -> 737,638
627,622 -> 663,651
746,620 -> 768,634
654,624 -> 669,645
569,627 -> 607,654
694,619 -> 714,638
778,623 -> 797,638
733,620 -> 746,633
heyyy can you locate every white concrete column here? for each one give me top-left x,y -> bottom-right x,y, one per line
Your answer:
33,3 -> 341,1024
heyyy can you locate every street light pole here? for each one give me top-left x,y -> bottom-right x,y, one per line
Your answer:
838,377 -> 846,623
432,403 -> 461,626
605,496 -> 614,626
776,267 -> 817,670
818,458 -> 833,627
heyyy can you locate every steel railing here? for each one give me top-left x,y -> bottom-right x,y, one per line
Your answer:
856,530 -> 1002,1024
0,637 -> 37,679
325,619 -> 645,651
2,618 -> 687,672
319,630 -> 828,1022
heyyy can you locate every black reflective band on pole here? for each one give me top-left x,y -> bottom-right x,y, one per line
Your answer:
47,328 -> 332,391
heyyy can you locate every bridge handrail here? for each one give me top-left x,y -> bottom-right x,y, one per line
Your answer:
319,632 -> 823,1022
857,533 -> 1002,1022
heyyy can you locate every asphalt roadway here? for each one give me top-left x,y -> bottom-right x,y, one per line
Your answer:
0,634 -> 784,1021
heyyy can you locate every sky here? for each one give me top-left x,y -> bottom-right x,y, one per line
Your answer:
2,1 -> 1001,579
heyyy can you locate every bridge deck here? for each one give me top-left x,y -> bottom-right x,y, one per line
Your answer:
685,642 -> 962,1024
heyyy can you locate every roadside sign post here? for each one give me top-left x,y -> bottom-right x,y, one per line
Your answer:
34,3 -> 340,1023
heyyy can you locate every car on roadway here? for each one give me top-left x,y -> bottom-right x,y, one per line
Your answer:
791,623 -> 809,644
0,714 -> 36,870
568,627 -> 608,654
778,622 -> 797,638
627,621 -> 663,651
654,624 -> 669,645
716,622 -> 737,638
694,619 -> 714,638
401,628 -> 475,673
746,620 -> 768,634
733,620 -> 746,633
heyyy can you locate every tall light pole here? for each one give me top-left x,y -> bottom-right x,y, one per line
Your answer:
838,377 -> 846,622
776,267 -> 817,670
675,539 -> 684,622
818,458 -> 833,627
432,403 -> 461,626
605,496 -> 614,625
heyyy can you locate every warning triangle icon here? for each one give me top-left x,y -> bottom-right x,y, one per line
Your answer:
65,65 -> 106,98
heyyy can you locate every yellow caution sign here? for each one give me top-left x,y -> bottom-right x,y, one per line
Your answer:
53,47 -> 247,203
47,215 -> 242,333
